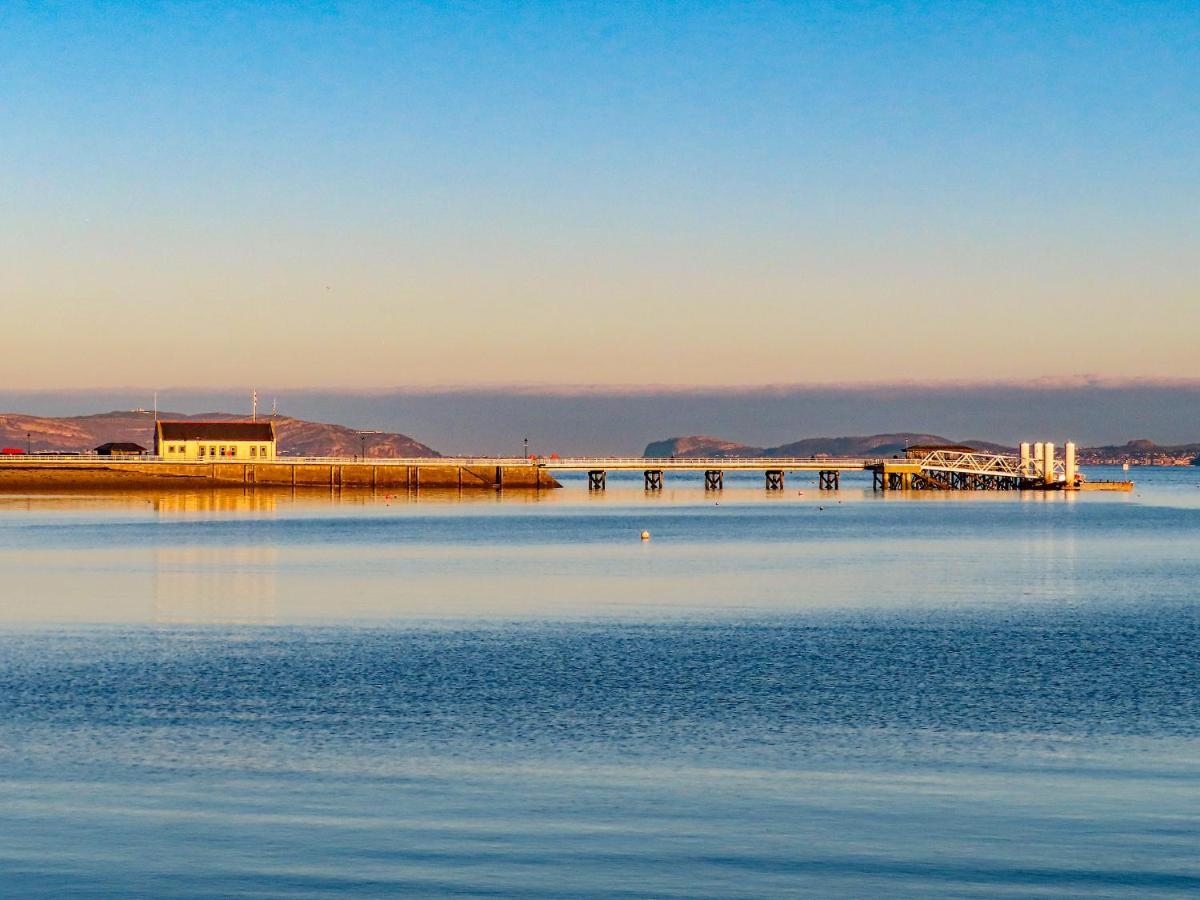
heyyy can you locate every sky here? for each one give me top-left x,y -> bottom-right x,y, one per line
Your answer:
1,1 -> 1197,394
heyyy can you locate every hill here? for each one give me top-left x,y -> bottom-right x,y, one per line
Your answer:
645,433 -> 1012,458
0,410 -> 439,458
642,435 -> 764,457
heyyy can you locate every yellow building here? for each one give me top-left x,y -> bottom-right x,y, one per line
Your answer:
154,421 -> 277,461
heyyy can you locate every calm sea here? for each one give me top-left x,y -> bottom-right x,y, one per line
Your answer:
0,467 -> 1197,897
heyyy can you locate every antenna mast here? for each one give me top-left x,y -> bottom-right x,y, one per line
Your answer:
252,389 -> 258,422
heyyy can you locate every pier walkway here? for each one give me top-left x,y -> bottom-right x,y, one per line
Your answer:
542,445 -> 1076,492
0,443 -> 1124,492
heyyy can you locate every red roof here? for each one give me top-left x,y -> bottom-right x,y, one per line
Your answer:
156,421 -> 275,442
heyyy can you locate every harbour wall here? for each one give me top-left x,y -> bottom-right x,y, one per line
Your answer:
0,460 -> 561,491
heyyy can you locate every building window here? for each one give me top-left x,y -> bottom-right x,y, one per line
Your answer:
199,446 -> 206,457
261,445 -> 268,457
250,446 -> 257,458
229,446 -> 237,457
210,446 -> 216,457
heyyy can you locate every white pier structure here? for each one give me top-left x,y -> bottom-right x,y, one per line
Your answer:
539,442 -> 1080,492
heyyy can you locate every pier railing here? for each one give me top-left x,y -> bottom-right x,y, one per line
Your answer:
539,456 -> 881,470
0,450 -> 1063,479
0,455 -> 534,466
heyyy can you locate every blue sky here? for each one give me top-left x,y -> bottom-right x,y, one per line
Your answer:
2,1 -> 1197,388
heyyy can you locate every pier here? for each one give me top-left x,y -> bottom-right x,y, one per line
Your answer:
0,457 -> 558,491
0,442 -> 1132,492
542,442 -> 1123,492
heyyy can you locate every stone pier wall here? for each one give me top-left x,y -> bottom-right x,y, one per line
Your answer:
0,461 -> 561,491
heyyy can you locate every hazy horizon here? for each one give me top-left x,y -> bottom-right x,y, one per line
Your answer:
5,380 -> 1199,455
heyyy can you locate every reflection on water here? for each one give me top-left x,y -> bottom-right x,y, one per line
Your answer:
152,491 -> 281,517
154,545 -> 278,624
0,468 -> 1181,626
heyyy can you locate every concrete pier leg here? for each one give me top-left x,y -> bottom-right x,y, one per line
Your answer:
644,470 -> 663,491
704,470 -> 724,491
818,470 -> 839,490
1043,442 -> 1056,486
1065,442 -> 1077,487
588,470 -> 606,491
765,470 -> 784,491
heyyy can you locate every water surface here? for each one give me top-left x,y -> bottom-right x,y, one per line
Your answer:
1,467 -> 1197,896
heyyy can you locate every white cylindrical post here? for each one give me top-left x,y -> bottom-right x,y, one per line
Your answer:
1043,441 -> 1056,484
1033,442 -> 1044,479
1065,442 -> 1076,486
1019,442 -> 1031,476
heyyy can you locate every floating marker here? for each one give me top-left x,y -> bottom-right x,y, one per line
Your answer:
640,530 -> 651,541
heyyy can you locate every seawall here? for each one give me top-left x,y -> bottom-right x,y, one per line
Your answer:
0,459 -> 561,491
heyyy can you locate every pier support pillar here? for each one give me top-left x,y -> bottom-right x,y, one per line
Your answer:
1065,442 -> 1077,488
818,470 -> 840,491
588,470 -> 606,491
644,470 -> 663,491
765,470 -> 784,491
1043,442 -> 1056,486
872,470 -> 885,491
704,470 -> 724,491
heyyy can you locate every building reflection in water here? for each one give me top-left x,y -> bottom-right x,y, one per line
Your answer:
1015,491 -> 1079,605
153,492 -> 280,624
154,544 -> 279,624
152,491 -> 282,518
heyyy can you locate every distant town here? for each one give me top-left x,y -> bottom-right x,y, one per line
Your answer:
646,434 -> 1200,467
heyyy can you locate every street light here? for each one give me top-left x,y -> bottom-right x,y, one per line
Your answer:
356,430 -> 382,459
26,432 -> 31,454
523,437 -> 529,459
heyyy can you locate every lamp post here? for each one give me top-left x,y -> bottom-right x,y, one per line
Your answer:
356,430 -> 381,460
26,432 -> 31,454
